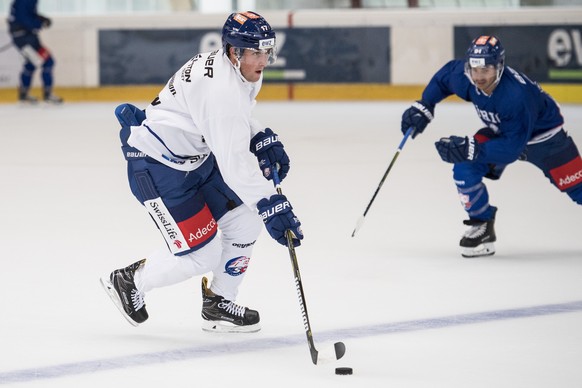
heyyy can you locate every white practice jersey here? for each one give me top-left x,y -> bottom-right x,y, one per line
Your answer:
128,49 -> 277,209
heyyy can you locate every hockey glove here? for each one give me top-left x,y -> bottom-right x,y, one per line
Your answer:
435,136 -> 480,164
39,15 -> 52,28
250,128 -> 290,181
257,194 -> 303,247
401,100 -> 434,138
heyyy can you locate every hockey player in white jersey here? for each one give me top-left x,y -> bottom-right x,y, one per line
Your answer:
101,11 -> 303,332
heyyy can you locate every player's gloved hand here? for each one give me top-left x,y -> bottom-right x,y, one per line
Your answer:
39,15 -> 52,28
435,136 -> 480,163
401,100 -> 434,138
257,194 -> 303,247
250,128 -> 290,181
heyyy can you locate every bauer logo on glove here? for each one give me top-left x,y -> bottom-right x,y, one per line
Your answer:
257,194 -> 303,247
250,128 -> 290,181
435,136 -> 480,164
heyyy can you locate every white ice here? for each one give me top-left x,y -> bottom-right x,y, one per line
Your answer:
0,101 -> 581,388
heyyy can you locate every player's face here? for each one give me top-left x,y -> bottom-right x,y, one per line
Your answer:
470,65 -> 498,94
239,48 -> 269,82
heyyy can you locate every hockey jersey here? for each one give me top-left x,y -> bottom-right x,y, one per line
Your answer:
421,60 -> 564,165
128,49 -> 276,209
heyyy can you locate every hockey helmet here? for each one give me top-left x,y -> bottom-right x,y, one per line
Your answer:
464,35 -> 505,87
222,11 -> 277,64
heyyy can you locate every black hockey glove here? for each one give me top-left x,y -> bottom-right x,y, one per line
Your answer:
250,128 -> 290,181
401,100 -> 434,138
39,15 -> 52,28
435,136 -> 480,164
257,194 -> 303,247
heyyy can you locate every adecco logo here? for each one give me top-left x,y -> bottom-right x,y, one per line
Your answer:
547,29 -> 582,67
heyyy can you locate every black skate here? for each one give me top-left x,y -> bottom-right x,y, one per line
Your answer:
201,277 -> 260,333
460,208 -> 497,258
100,259 -> 148,326
18,93 -> 38,104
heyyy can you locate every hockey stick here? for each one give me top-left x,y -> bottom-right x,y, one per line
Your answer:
351,126 -> 414,237
0,42 -> 13,53
272,166 -> 346,365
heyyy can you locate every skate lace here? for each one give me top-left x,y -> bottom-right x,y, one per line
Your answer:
464,222 -> 487,239
131,289 -> 145,310
218,300 -> 246,318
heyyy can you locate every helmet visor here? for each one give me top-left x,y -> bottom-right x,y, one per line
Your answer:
234,46 -> 277,66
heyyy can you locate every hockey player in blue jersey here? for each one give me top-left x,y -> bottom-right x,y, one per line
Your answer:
401,35 -> 582,258
7,0 -> 62,103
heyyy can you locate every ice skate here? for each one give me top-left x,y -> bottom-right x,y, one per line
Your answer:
460,209 -> 497,258
43,93 -> 63,104
18,93 -> 38,104
100,259 -> 148,326
201,277 -> 260,333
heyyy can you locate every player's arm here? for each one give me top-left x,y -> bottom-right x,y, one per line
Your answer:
401,60 -> 468,138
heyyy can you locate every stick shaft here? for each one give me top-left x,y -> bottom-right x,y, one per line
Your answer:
273,169 -> 319,364
351,127 -> 413,237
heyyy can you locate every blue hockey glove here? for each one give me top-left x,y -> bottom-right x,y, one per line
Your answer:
250,128 -> 290,181
257,194 -> 303,247
435,136 -> 480,163
401,100 -> 434,138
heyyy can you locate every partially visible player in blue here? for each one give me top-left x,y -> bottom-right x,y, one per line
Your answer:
7,0 -> 63,104
401,35 -> 582,258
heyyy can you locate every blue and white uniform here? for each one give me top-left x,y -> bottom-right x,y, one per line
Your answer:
422,59 -> 582,220
125,49 -> 276,301
8,0 -> 57,100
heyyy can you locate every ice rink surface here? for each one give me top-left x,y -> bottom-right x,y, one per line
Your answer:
0,100 -> 581,387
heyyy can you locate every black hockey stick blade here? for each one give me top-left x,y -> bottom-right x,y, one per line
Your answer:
334,341 -> 346,360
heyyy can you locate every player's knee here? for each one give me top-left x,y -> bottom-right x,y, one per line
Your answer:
23,62 -> 36,73
42,56 -> 55,71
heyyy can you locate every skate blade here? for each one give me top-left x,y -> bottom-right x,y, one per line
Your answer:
461,243 -> 495,258
100,276 -> 140,327
201,319 -> 261,333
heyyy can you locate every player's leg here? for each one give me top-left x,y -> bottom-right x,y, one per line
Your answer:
18,61 -> 37,103
13,34 -> 62,103
40,54 -> 62,103
522,129 -> 582,205
196,161 -> 264,332
199,206 -> 263,333
102,154 -> 221,326
453,162 -> 498,257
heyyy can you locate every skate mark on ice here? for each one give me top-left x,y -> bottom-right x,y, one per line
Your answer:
1,300 -> 581,384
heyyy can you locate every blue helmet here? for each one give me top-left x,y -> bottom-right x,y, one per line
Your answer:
465,35 -> 505,68
464,35 -> 505,87
222,11 -> 276,51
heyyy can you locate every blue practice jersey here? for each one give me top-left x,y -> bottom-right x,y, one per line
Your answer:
8,0 -> 42,33
422,60 -> 564,165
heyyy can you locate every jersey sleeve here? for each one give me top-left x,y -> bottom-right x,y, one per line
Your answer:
421,60 -> 472,106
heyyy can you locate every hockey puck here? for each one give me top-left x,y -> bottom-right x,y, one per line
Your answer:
335,367 -> 353,375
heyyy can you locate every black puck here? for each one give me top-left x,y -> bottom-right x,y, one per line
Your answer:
335,367 -> 353,375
